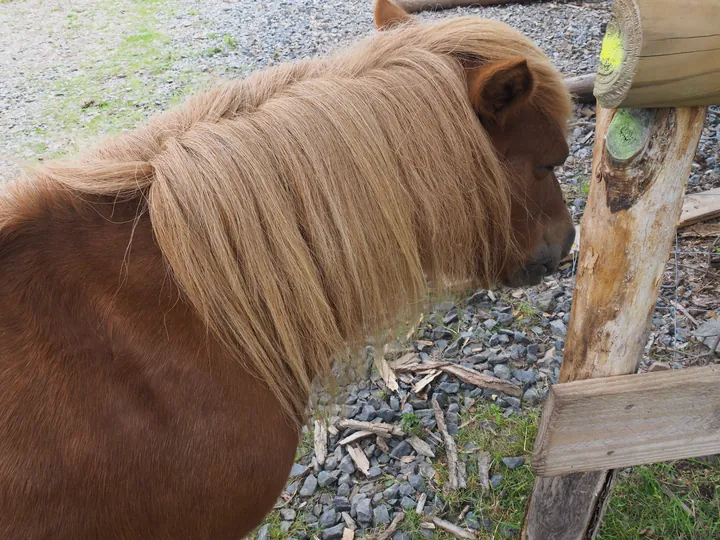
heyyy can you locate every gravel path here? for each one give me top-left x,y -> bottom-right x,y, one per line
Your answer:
2,1 -> 718,538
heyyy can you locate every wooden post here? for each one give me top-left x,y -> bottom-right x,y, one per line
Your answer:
395,0 -> 542,14
521,104 -> 707,539
594,0 -> 720,108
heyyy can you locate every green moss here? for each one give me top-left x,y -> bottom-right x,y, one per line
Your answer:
606,108 -> 653,162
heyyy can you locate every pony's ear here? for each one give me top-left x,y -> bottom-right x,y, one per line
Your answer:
374,0 -> 414,30
467,58 -> 535,125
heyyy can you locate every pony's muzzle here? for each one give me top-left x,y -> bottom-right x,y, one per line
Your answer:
502,224 -> 575,288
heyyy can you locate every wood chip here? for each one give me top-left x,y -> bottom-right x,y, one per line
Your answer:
416,492 -> 427,514
432,398 -> 462,492
375,350 -> 399,392
477,451 -> 491,492
431,517 -> 477,539
395,360 -> 522,397
347,444 -> 370,476
342,528 -> 355,540
313,420 -> 327,466
441,364 -> 522,397
342,512 -> 356,529
408,435 -> 435,458
337,419 -> 404,437
457,505 -> 470,521
376,435 -> 390,454
376,512 -> 405,540
338,430 -> 375,446
413,370 -> 441,394
389,352 -> 420,370
457,460 -> 467,490
671,300 -> 700,326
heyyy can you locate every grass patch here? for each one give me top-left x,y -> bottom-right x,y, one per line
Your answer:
401,413 -> 422,437
435,403 -> 717,539
580,175 -> 591,196
22,0 -> 209,160
599,459 -> 720,539
222,33 -> 238,50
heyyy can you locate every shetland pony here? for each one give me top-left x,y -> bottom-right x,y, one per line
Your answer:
0,1 -> 574,537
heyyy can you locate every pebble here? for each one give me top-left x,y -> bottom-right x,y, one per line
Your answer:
490,474 -> 504,489
523,387 -> 540,404
535,291 -> 557,312
373,504 -> 391,525
322,524 -> 345,539
289,463 -> 307,478
257,524 -> 270,540
317,471 -> 335,488
280,508 -> 297,521
300,474 -> 318,497
502,456 -> 526,469
513,369 -> 538,384
338,455 -> 356,475
550,319 -> 567,336
334,496 -> 351,512
438,381 -> 459,394
355,499 -> 373,526
390,441 -> 413,459
493,364 -> 512,380
319,509 -> 338,528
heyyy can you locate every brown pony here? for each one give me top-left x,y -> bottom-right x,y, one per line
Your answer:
0,1 -> 574,537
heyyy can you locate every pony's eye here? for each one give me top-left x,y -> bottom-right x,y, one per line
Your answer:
536,166 -> 555,177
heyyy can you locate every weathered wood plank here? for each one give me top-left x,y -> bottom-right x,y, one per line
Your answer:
594,0 -> 720,108
521,103 -> 707,540
680,187 -> 720,228
533,365 -> 720,477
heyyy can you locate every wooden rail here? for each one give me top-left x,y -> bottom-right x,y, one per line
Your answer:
532,365 -> 720,477
594,0 -> 720,108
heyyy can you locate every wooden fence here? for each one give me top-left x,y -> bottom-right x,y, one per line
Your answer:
521,0 -> 720,538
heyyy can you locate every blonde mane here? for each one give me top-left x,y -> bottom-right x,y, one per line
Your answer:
5,17 -> 571,426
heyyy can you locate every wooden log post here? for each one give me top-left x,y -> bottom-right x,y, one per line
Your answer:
594,0 -> 720,108
521,104 -> 707,539
395,0 -> 543,14
564,74 -> 596,104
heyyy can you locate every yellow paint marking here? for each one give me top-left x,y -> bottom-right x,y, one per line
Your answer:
600,29 -> 623,71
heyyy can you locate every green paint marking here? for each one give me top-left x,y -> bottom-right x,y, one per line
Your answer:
606,108 -> 653,162
600,27 -> 624,72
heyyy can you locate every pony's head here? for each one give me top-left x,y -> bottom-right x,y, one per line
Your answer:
375,0 -> 575,287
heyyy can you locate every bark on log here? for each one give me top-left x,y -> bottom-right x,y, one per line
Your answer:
564,74 -> 596,104
521,104 -> 707,540
396,0 -> 543,14
594,0 -> 720,108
